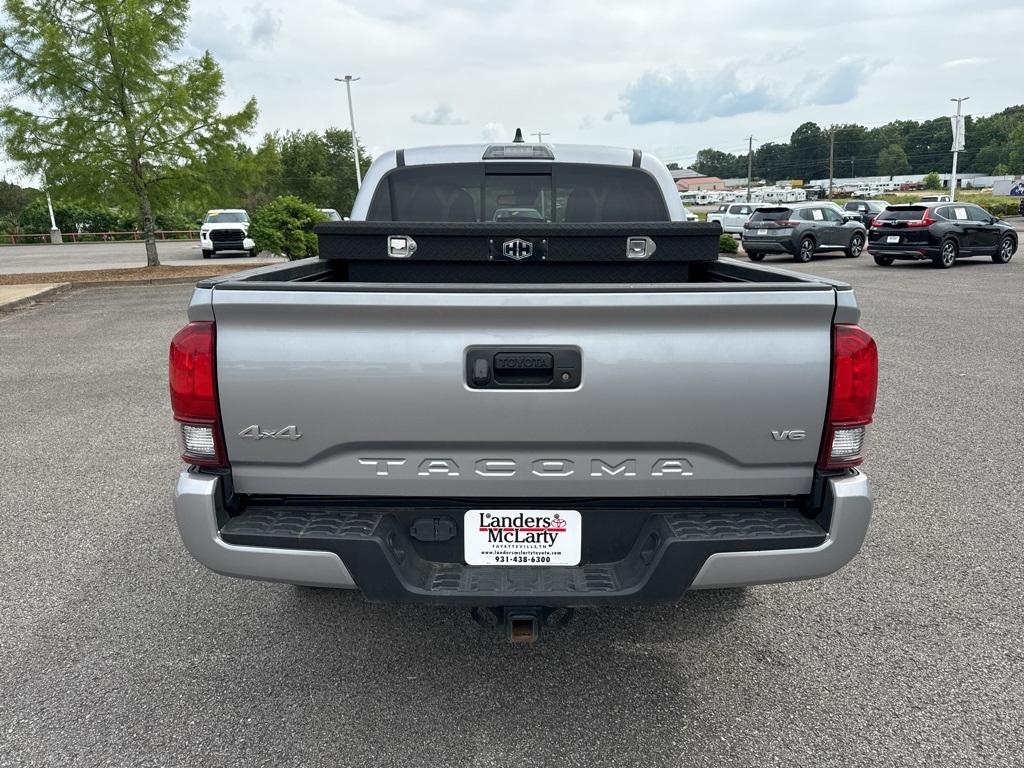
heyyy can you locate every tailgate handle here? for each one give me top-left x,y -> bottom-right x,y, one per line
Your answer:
466,347 -> 581,389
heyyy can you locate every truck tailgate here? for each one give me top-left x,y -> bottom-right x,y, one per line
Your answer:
212,286 -> 836,497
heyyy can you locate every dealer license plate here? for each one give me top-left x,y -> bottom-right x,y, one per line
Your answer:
887,235 -> 900,243
757,228 -> 768,236
464,509 -> 582,566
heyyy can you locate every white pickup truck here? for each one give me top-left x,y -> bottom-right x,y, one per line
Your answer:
706,202 -> 756,234
198,209 -> 257,258
171,142 -> 877,642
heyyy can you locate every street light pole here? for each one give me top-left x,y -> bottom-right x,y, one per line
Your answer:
43,170 -> 61,244
335,75 -> 362,189
949,96 -> 969,203
746,136 -> 754,203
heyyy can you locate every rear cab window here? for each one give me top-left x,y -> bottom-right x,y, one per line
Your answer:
367,163 -> 669,222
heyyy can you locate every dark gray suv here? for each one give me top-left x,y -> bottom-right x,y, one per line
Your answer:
742,202 -> 868,262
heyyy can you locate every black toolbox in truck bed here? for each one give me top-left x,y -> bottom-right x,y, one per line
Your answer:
314,221 -> 721,283
315,221 -> 720,262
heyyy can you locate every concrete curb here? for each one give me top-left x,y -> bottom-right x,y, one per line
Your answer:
69,276 -> 223,288
0,282 -> 71,314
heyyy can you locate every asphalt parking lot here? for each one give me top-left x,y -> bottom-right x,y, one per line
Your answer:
0,240 -> 275,274
1,252 -> 1022,767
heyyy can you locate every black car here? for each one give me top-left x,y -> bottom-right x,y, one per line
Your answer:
742,202 -> 867,263
868,202 -> 1017,268
843,200 -> 888,227
1018,197 -> 1024,217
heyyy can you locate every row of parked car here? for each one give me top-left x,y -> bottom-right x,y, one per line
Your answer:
707,199 -> 1018,269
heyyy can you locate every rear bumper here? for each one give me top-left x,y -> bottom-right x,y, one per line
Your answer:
867,240 -> 938,259
741,237 -> 794,254
173,471 -> 871,602
174,472 -> 356,588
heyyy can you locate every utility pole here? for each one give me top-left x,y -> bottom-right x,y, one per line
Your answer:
746,136 -> 754,202
334,75 -> 363,189
533,131 -> 550,143
828,129 -> 835,200
949,96 -> 969,202
43,170 -> 61,244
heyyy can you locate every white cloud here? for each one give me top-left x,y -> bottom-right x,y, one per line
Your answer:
481,122 -> 506,142
411,104 -> 468,126
248,5 -> 281,46
941,58 -> 990,68
619,58 -> 874,125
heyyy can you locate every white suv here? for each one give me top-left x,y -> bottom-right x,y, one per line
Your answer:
199,209 -> 256,258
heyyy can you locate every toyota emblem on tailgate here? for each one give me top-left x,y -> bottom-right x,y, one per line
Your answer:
502,238 -> 533,260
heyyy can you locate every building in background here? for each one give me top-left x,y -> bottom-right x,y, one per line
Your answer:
671,169 -> 725,192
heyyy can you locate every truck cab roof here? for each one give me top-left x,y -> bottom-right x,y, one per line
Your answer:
350,143 -> 683,222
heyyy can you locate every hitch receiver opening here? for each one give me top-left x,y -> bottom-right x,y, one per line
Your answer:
471,606 -> 576,644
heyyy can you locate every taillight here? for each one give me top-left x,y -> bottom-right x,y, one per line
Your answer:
169,321 -> 226,467
818,324 -> 878,470
905,212 -> 936,228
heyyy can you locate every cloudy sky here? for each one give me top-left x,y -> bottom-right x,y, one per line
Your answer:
3,0 -> 1021,183
181,0 -> 1022,166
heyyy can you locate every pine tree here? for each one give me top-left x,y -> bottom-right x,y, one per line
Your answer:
0,0 -> 257,264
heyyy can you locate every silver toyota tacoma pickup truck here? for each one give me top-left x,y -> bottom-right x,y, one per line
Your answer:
171,141 -> 877,641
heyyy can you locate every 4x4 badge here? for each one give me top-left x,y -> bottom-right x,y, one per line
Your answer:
239,425 -> 302,440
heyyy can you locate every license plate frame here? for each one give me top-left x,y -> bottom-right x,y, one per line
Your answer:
464,509 -> 582,566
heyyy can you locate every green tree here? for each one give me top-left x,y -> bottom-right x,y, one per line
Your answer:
789,122 -> 828,180
249,195 -> 326,260
176,134 -> 283,215
752,142 -> 789,183
0,0 -> 257,265
877,144 -> 911,176
278,128 -> 371,216
1007,123 -> 1024,174
0,179 -> 36,230
922,171 -> 942,190
693,148 -> 743,178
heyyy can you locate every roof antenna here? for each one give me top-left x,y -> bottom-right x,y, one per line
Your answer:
512,128 -> 525,143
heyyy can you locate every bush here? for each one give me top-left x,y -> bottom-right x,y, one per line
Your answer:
249,195 -> 326,260
719,234 -> 739,254
971,197 -> 1022,218
922,171 -> 942,190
